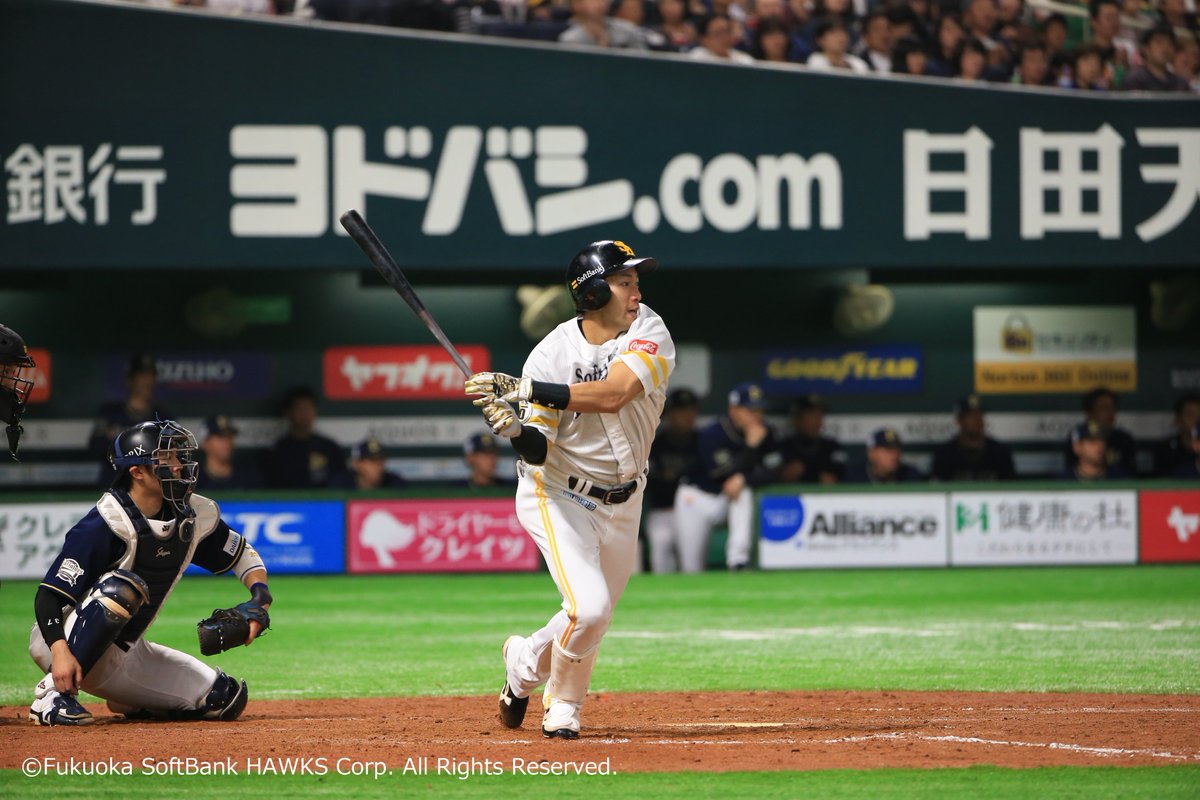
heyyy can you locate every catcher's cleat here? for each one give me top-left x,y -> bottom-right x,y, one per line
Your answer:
498,636 -> 529,729
541,694 -> 581,740
29,692 -> 94,726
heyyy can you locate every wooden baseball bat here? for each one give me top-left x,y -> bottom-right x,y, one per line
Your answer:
338,209 -> 473,379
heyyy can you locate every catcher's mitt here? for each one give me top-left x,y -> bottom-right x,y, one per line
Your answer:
197,599 -> 271,656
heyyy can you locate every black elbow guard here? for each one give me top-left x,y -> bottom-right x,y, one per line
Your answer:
510,426 -> 549,465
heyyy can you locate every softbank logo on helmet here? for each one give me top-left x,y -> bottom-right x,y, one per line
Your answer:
229,125 -> 842,238
570,266 -> 606,290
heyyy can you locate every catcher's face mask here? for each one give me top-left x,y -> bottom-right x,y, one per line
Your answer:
151,421 -> 199,514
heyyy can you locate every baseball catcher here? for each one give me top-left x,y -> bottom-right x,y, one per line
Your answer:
28,419 -> 272,725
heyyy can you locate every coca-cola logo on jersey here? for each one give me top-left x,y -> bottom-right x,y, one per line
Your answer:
627,339 -> 659,355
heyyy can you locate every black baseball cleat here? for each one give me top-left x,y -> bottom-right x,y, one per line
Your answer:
541,725 -> 580,740
29,692 -> 94,726
498,682 -> 530,729
498,636 -> 529,728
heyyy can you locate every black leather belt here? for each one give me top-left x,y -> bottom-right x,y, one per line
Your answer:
567,476 -> 639,505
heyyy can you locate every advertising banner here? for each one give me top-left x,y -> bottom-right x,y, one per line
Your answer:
758,493 -> 948,569
105,353 -> 274,401
761,346 -> 923,396
25,347 -> 51,404
3,0 -> 1198,272
1139,490 -> 1200,563
951,491 -> 1137,565
973,307 -> 1137,394
347,498 -> 539,574
210,500 -> 346,574
323,345 -> 491,400
0,502 -> 94,579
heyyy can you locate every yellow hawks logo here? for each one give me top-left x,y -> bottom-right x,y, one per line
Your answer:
613,241 -> 635,258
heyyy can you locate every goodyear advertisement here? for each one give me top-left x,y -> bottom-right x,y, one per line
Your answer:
761,346 -> 923,396
973,307 -> 1137,394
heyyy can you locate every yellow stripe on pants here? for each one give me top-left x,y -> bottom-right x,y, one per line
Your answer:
534,472 -> 578,649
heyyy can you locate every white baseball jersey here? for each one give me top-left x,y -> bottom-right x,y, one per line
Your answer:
519,304 -> 675,485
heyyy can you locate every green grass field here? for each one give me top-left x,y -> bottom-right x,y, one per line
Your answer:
2,566 -> 1198,797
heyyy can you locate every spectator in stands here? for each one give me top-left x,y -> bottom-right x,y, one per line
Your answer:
892,35 -> 931,74
854,9 -> 895,71
778,394 -> 845,484
559,0 -> 650,49
844,427 -> 924,483
1157,0 -> 1198,32
954,36 -> 990,79
611,0 -> 671,48
88,354 -> 170,486
995,0 -> 1036,44
1174,31 -> 1200,92
1118,0 -> 1158,52
753,16 -> 801,60
1012,41 -> 1053,85
800,0 -> 858,53
885,3 -> 927,50
332,437 -> 407,491
1089,0 -> 1129,87
655,0 -> 698,49
690,13 -> 756,61
1123,26 -> 1191,89
1067,44 -> 1109,88
261,386 -> 347,489
807,16 -> 871,72
195,415 -> 262,492
463,431 -> 512,490
645,387 -> 702,573
931,395 -> 1016,481
1064,387 -> 1137,475
675,382 -> 783,571
1155,393 -> 1200,476
1041,12 -> 1072,81
1173,423 -> 1200,478
962,0 -> 1004,57
927,13 -> 966,76
1062,421 -> 1133,481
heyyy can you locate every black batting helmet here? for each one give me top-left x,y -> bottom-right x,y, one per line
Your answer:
566,240 -> 657,312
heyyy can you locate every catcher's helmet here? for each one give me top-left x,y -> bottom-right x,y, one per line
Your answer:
0,324 -> 35,459
566,240 -> 657,312
111,420 -> 199,520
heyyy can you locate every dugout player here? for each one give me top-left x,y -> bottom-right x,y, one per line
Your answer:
844,427 -> 924,483
778,394 -> 845,484
674,383 -> 783,572
464,240 -> 673,739
88,353 -> 170,485
930,395 -> 1016,481
1063,387 -> 1138,476
195,414 -> 263,492
645,387 -> 701,573
1061,420 -> 1132,481
28,419 -> 271,725
0,322 -> 36,460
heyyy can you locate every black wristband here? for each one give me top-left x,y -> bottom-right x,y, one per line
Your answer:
250,582 -> 273,607
529,381 -> 571,410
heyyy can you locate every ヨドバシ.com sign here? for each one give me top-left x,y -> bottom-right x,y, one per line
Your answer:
347,498 -> 539,573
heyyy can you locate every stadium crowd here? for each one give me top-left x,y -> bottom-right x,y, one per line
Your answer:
129,0 -> 1199,91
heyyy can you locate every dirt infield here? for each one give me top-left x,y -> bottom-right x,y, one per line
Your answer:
4,691 -> 1199,772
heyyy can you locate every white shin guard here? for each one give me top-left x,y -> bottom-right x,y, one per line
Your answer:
544,640 -> 598,706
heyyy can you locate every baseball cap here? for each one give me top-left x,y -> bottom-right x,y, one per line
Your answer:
352,438 -> 387,460
127,353 -> 157,378
954,394 -> 985,415
665,387 -> 699,412
792,393 -> 829,414
868,427 -> 902,448
201,415 -> 238,439
728,382 -> 767,410
1071,420 -> 1107,444
464,432 -> 499,456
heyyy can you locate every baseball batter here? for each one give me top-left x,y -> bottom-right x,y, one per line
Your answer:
28,420 -> 271,725
465,240 -> 673,739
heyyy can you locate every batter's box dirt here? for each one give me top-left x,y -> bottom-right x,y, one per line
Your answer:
4,691 -> 1199,772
